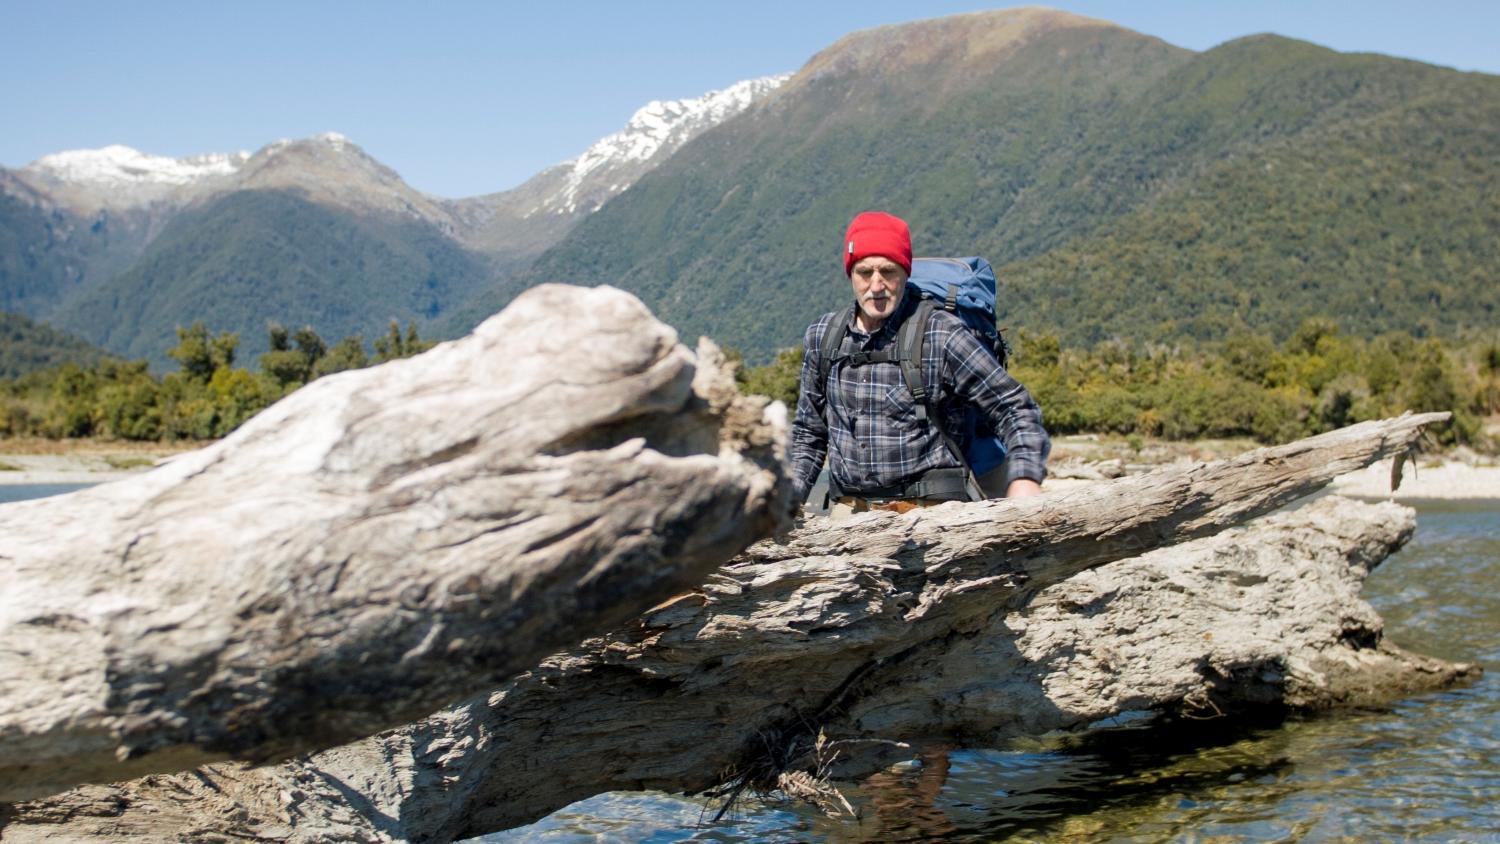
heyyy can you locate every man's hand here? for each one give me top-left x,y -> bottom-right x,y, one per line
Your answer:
1005,478 -> 1043,498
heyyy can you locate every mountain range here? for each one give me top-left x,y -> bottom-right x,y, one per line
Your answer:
508,8 -> 1498,356
0,75 -> 787,364
2,7 -> 1496,371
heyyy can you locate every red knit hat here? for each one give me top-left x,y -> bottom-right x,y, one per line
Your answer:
843,211 -> 912,276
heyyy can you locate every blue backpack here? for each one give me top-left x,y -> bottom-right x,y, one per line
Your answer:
816,256 -> 1011,499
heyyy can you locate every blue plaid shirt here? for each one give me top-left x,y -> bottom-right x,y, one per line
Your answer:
790,290 -> 1050,502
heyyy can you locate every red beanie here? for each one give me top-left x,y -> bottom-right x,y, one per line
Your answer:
843,211 -> 912,276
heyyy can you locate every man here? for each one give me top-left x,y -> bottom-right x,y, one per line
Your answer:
790,211 -> 1049,516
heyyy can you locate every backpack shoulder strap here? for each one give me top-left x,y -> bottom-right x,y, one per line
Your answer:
897,301 -> 984,502
897,300 -> 937,422
815,304 -> 857,409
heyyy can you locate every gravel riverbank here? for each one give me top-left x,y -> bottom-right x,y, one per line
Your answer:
4,438 -> 1497,498
0,441 -> 196,486
1328,456 -> 1500,500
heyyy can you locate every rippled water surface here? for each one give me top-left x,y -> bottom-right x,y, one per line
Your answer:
488,501 -> 1499,843
0,483 -> 92,503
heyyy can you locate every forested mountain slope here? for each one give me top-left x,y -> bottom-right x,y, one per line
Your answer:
471,10 -> 1497,361
0,311 -> 108,378
49,190 -> 496,366
0,181 -> 155,320
1002,36 -> 1500,345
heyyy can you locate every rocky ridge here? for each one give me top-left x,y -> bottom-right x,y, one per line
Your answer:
448,73 -> 789,253
540,74 -> 791,217
0,74 -> 790,362
3,73 -> 791,243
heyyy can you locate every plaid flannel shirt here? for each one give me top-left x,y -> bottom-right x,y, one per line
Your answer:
790,292 -> 1050,503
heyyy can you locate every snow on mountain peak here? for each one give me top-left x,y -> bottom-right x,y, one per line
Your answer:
314,131 -> 351,148
611,75 -> 788,164
260,132 -> 359,158
25,145 -> 250,189
543,73 -> 791,216
13,134 -> 383,215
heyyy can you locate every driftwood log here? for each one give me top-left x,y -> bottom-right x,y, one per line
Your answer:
3,414 -> 1476,842
0,284 -> 791,803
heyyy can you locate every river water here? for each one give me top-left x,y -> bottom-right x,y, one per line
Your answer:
489,500 -> 1499,843
0,483 -> 94,504
6,484 -> 1492,841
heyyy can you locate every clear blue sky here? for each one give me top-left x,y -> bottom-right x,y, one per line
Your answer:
3,1 -> 1496,198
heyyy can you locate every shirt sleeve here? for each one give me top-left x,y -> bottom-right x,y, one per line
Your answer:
789,318 -> 831,503
939,319 -> 1051,488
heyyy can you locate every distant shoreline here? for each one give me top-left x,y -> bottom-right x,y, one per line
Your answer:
1325,457 -> 1500,501
0,439 -> 200,486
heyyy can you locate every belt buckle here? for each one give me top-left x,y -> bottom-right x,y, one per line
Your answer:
840,495 -> 909,514
869,498 -> 916,514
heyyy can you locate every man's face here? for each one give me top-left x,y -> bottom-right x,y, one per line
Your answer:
850,255 -> 909,329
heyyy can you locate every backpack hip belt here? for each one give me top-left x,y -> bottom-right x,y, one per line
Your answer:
826,466 -> 974,504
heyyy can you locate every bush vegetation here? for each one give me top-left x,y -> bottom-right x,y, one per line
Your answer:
8,311 -> 1492,452
735,318 -> 1499,450
0,320 -> 432,441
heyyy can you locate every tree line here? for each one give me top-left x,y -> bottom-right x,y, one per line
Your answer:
0,311 -> 107,379
1,321 -> 432,441
734,318 -> 1499,450
5,316 -> 1495,450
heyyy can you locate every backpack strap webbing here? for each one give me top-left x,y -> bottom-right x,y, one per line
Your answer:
815,304 -> 856,509
829,467 -> 972,503
899,300 -> 936,422
815,303 -> 858,398
895,300 -> 984,502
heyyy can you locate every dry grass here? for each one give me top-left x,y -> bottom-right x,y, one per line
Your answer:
770,730 -> 857,820
1050,434 -> 1260,467
0,437 -> 205,458
104,455 -> 159,470
707,727 -> 861,825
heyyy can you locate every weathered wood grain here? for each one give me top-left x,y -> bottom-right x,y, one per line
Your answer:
0,284 -> 792,803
